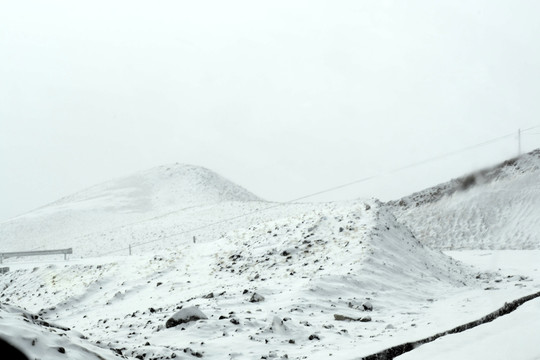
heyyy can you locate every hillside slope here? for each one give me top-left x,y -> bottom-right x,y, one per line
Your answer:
389,149 -> 540,250
0,164 -> 261,254
0,200 -> 479,360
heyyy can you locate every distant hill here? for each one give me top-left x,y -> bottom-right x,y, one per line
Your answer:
0,164 -> 262,254
389,149 -> 540,249
38,163 -> 262,213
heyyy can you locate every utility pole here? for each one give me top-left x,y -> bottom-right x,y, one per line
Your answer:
518,128 -> 522,156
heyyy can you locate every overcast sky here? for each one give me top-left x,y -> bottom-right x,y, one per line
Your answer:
1,0 -> 539,221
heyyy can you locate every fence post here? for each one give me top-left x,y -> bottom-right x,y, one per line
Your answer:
129,244 -> 132,256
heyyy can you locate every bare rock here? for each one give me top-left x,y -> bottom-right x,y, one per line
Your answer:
334,314 -> 372,322
362,301 -> 373,311
250,293 -> 265,303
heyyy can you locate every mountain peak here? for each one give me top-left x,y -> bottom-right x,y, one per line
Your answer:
47,163 -> 261,213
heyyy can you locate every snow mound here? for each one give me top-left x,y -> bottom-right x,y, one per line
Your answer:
0,303 -> 122,360
217,200 -> 471,295
390,149 -> 540,250
0,164 -> 261,253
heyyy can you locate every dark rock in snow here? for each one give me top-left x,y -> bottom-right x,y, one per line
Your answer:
250,293 -> 265,303
334,314 -> 355,321
334,314 -> 372,322
183,347 -> 203,358
308,334 -> 320,341
165,306 -> 208,328
362,301 -> 373,311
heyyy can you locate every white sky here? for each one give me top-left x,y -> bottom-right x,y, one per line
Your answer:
1,0 -> 539,221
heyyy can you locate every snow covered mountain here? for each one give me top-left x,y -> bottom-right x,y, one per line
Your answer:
47,163 -> 262,211
0,164 -> 262,254
389,149 -> 540,250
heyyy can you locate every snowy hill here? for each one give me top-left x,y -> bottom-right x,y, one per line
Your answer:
47,163 -> 261,211
0,164 -> 262,254
389,149 -> 540,250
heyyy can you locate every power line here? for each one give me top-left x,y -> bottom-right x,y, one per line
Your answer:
521,125 -> 540,132
391,132 -> 516,173
96,128 -> 537,257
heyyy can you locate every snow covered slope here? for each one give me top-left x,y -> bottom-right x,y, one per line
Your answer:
389,149 -> 540,250
0,303 -> 123,360
0,164 -> 261,254
0,200 -> 481,360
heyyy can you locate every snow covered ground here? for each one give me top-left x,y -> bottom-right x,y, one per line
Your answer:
2,241 -> 539,359
396,251 -> 540,360
1,153 -> 539,359
398,296 -> 540,360
0,200 -> 475,359
0,302 -> 124,360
